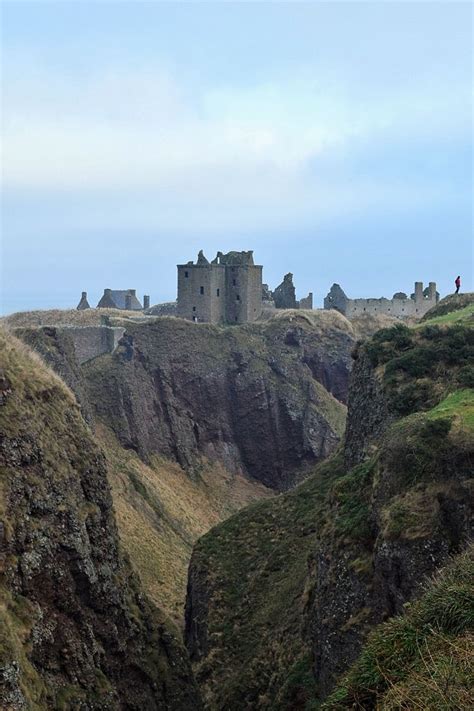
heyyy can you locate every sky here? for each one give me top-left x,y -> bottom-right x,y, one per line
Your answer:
1,0 -> 472,314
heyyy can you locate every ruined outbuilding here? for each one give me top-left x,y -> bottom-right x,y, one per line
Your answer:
271,273 -> 313,310
177,250 -> 263,324
324,281 -> 438,319
97,289 -> 144,311
76,289 -> 150,311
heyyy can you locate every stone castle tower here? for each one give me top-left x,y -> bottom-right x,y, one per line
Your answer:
177,250 -> 263,324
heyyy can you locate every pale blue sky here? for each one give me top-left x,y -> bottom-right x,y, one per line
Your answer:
1,1 -> 472,314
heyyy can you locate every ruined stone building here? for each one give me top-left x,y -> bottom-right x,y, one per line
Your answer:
177,250 -> 263,324
324,281 -> 438,319
77,289 -> 150,311
264,273 -> 313,310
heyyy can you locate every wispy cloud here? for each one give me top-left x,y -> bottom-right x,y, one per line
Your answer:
4,62 -> 469,203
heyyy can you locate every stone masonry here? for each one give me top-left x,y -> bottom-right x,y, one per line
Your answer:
62,326 -> 125,364
177,250 -> 263,324
76,290 -> 150,312
324,281 -> 438,319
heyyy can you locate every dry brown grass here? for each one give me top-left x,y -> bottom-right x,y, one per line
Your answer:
265,307 -> 353,332
350,312 -> 401,339
97,425 -> 273,625
1,308 -> 151,329
0,326 -> 75,409
382,632 -> 474,710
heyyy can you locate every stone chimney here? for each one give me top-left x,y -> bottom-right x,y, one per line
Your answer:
125,293 -> 132,310
143,295 -> 150,310
77,291 -> 90,310
428,282 -> 437,301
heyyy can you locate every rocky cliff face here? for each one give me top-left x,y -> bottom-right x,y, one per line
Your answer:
184,306 -> 474,709
0,330 -> 201,710
8,310 -> 353,631
12,311 -> 352,492
82,312 -> 352,491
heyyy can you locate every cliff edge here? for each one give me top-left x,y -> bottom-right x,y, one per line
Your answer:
185,300 -> 474,709
0,329 -> 201,710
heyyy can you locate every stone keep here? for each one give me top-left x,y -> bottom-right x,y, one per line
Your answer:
177,250 -> 263,324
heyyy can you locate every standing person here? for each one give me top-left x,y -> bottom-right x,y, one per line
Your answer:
455,275 -> 461,294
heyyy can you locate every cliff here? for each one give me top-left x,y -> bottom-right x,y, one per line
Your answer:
0,330 -> 201,709
83,311 -> 351,491
323,545 -> 473,709
185,300 -> 474,709
9,309 -> 353,622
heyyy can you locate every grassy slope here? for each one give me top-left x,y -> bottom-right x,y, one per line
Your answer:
321,302 -> 474,708
0,328 -> 202,709
323,547 -> 474,710
420,292 -> 474,322
1,307 -> 152,328
191,453 -> 346,709
98,425 -> 272,624
0,332 -> 77,706
188,297 -> 473,709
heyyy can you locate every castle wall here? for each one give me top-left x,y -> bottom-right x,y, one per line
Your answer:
62,326 -> 125,364
299,293 -> 313,310
246,265 -> 264,322
177,264 -> 226,323
210,267 -> 226,323
225,265 -> 263,324
324,282 -> 437,320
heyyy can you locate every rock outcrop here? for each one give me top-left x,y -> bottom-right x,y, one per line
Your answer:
12,311 -> 353,492
9,310 -> 353,623
82,312 -> 352,491
184,307 -> 474,709
0,330 -> 201,709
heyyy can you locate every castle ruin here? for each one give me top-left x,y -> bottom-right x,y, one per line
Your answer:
77,289 -> 150,311
324,281 -> 439,319
177,250 -> 263,324
263,273 -> 313,311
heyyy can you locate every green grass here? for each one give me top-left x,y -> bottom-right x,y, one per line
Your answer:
427,389 -> 474,430
187,301 -> 473,710
192,453 -> 346,709
329,459 -> 375,545
362,321 -> 474,417
418,303 -> 474,327
322,547 -> 474,709
421,292 -> 474,323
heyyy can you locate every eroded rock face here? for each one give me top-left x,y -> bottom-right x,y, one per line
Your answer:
14,326 -> 94,423
15,313 -> 353,492
83,315 -> 352,491
343,345 -> 391,469
183,319 -> 474,709
0,331 -> 201,710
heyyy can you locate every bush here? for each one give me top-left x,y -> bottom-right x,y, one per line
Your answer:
365,324 -> 413,367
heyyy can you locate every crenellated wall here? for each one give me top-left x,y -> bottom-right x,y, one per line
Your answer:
324,282 -> 438,319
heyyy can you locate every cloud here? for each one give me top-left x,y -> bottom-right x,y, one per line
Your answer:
2,59 -> 471,234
